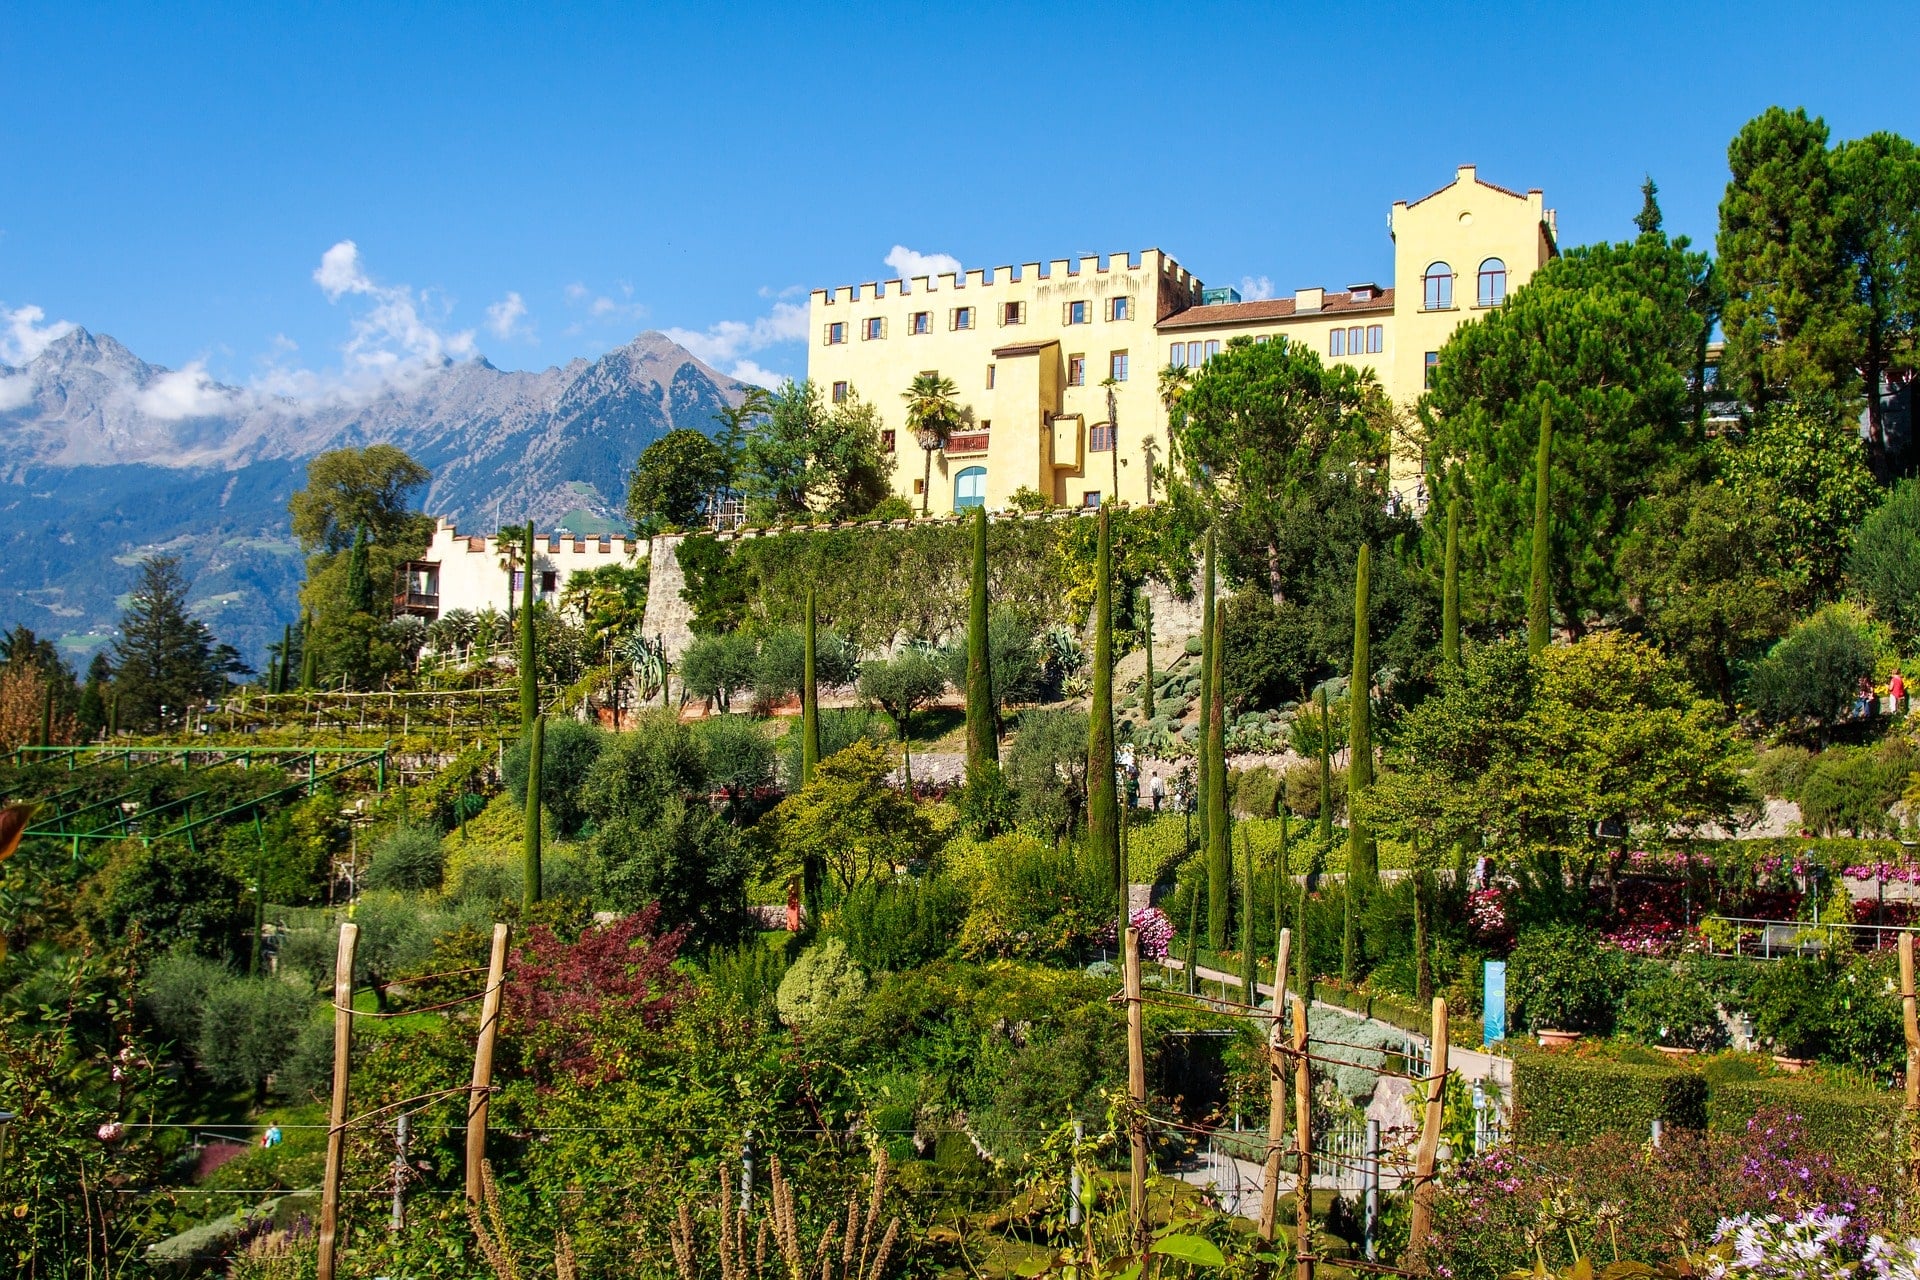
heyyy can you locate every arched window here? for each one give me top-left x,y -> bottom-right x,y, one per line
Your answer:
1477,258 -> 1507,307
954,466 -> 987,510
1423,262 -> 1454,310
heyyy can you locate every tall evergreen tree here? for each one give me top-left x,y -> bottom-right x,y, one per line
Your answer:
1087,508 -> 1120,904
1343,544 -> 1374,981
1206,606 -> 1229,951
1197,530 -> 1217,855
276,624 -> 292,694
1442,498 -> 1462,667
1184,872 -> 1201,995
110,556 -> 223,732
520,520 -> 539,731
1833,131 -> 1920,450
964,505 -> 997,771
1315,687 -> 1333,850
523,714 -> 544,906
1634,175 -> 1663,236
801,586 -> 821,786
1239,828 -> 1257,1002
1718,106 -> 1863,415
298,612 -> 315,690
1528,407 -> 1553,655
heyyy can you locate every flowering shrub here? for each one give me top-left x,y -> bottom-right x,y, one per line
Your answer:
1709,1210 -> 1855,1280
1130,906 -> 1174,959
504,906 -> 689,1083
1843,863 -> 1920,886
1467,887 -> 1512,949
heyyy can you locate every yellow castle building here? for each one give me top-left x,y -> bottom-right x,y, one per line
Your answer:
805,165 -> 1558,513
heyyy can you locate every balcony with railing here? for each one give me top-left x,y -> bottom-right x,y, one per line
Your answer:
945,431 -> 990,456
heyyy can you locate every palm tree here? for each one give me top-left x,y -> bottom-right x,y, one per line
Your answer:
1156,364 -> 1191,415
901,372 -> 962,515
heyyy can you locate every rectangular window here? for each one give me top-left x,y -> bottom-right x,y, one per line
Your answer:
863,317 -> 885,340
986,364 -> 996,389
1366,324 -> 1383,353
1083,491 -> 1102,509
914,478 -> 925,495
980,419 -> 991,431
1002,301 -> 1025,326
1090,424 -> 1115,452
951,306 -> 974,331
1424,351 -> 1439,389
1109,350 -> 1128,382
1203,340 -> 1220,362
1348,326 -> 1363,354
1186,341 -> 1203,366
1066,300 -> 1090,325
1169,342 -> 1187,367
1109,296 -> 1132,321
881,429 -> 896,453
1068,354 -> 1085,386
540,571 -> 558,596
511,569 -> 525,594
831,380 -> 849,403
1330,328 -> 1346,357
911,311 -> 931,335
825,321 -> 846,345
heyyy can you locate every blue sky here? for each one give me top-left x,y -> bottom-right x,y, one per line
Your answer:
2,2 -> 1916,392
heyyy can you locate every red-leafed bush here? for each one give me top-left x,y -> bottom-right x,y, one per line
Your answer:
503,906 -> 689,1082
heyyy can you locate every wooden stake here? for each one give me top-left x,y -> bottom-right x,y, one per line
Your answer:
1259,928 -> 1292,1241
1407,996 -> 1450,1269
466,921 -> 511,1205
1291,993 -> 1312,1280
317,922 -> 359,1280
1124,926 -> 1149,1251
1901,932 -> 1918,1111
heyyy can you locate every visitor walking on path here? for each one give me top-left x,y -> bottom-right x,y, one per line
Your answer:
1892,668 -> 1907,715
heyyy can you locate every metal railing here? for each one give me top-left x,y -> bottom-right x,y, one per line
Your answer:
1701,914 -> 1913,957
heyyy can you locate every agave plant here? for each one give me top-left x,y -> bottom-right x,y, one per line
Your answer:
625,633 -> 669,704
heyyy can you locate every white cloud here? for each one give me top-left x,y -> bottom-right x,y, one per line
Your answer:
664,300 -> 808,368
0,303 -> 77,364
562,281 -> 645,332
884,245 -> 962,280
308,240 -> 476,385
728,360 -> 783,388
1239,276 -> 1275,301
137,360 -> 240,420
0,372 -> 33,411
485,291 -> 532,341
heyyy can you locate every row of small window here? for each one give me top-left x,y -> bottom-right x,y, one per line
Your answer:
1423,259 -> 1507,311
1329,325 -> 1385,357
823,296 -> 1135,345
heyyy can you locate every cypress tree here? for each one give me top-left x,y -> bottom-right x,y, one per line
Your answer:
1442,498 -> 1461,668
1197,529 -> 1216,855
1206,606 -> 1229,950
1239,828 -> 1257,1004
345,523 -> 369,614
1344,544 -> 1374,981
523,713 -> 545,906
964,505 -> 997,771
1528,405 -> 1552,656
299,612 -> 315,690
1183,872 -> 1201,995
277,624 -> 292,694
519,520 -> 539,731
1087,507 -> 1120,903
1140,590 -> 1155,720
1315,688 -> 1333,849
801,586 -> 821,786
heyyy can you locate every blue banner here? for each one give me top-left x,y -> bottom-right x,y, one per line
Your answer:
1484,960 -> 1507,1047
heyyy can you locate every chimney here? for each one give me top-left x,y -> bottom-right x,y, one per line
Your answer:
1457,164 -> 1477,186
1296,287 -> 1324,313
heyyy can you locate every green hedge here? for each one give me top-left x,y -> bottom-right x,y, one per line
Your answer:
1314,979 -> 1484,1047
1512,1051 -> 1708,1147
1707,1074 -> 1902,1158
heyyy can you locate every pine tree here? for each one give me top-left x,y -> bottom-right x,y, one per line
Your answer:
801,586 -> 821,786
1087,507 -> 1120,903
964,505 -> 997,771
1343,544 -> 1374,981
1197,529 -> 1216,856
523,713 -> 544,906
1634,175 -> 1663,235
1442,498 -> 1462,667
520,520 -> 539,731
110,555 -> 223,732
1206,605 -> 1229,951
1528,406 -> 1553,656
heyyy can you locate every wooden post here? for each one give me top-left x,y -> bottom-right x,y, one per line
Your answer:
466,922 -> 511,1204
1124,926 -> 1149,1251
317,922 -> 359,1280
1291,993 -> 1312,1280
1259,928 -> 1293,1241
1407,996 -> 1450,1268
1901,932 -> 1918,1111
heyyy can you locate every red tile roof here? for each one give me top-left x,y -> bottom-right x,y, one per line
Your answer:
1157,288 -> 1394,331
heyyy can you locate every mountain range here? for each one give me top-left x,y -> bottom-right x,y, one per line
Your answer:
0,328 -> 750,668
